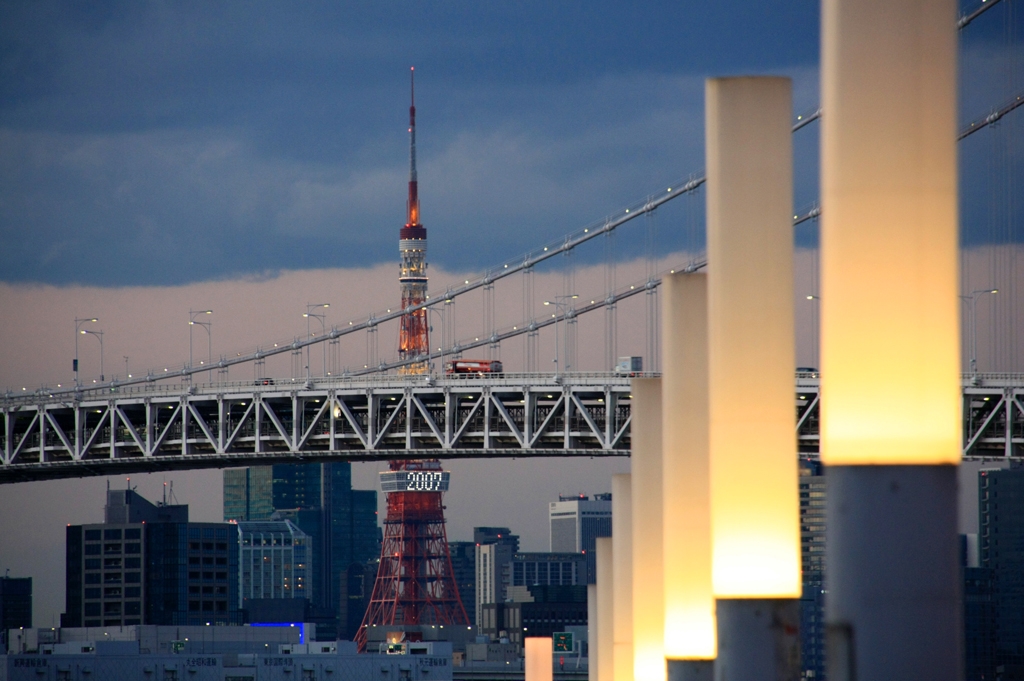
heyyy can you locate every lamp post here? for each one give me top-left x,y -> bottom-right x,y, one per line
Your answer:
543,295 -> 578,377
80,329 -> 105,383
304,303 -> 329,379
189,309 -> 213,385
427,306 -> 446,374
74,317 -> 98,387
960,289 -> 997,374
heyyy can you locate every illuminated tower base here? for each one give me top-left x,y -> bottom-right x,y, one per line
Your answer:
355,459 -> 469,652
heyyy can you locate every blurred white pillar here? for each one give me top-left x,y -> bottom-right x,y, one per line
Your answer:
821,0 -> 961,678
661,272 -> 716,680
588,584 -> 597,681
596,536 -> 614,681
526,637 -> 553,681
612,473 -> 633,681
631,378 -> 666,681
705,76 -> 801,680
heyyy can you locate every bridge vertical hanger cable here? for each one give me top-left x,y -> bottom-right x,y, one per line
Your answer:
605,221 -> 617,370
564,237 -> 577,371
645,198 -> 659,372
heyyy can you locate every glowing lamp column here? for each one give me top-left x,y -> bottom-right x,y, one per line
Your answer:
587,584 -> 597,681
630,378 -> 665,681
612,473 -> 633,681
706,77 -> 801,679
595,537 -> 614,681
821,0 -> 961,677
525,637 -> 553,681
661,272 -> 715,681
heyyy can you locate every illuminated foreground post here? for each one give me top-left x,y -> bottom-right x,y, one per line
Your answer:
821,0 -> 961,678
706,77 -> 801,680
587,584 -> 597,681
630,378 -> 666,681
525,637 -> 553,681
596,537 -> 614,681
661,273 -> 715,681
612,474 -> 633,681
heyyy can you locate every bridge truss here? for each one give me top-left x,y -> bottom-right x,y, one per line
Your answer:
2,373 -> 1022,483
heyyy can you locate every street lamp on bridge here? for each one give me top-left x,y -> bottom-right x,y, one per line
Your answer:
74,317 -> 98,387
961,288 -> 998,374
543,294 -> 578,378
80,329 -> 105,383
189,309 -> 213,385
304,303 -> 329,379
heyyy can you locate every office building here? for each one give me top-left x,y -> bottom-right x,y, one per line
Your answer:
450,541 -> 478,626
237,520 -> 312,604
798,459 -> 826,680
469,528 -> 521,629
479,584 -> 588,652
980,467 -> 1024,674
507,552 -> 586,591
0,577 -> 31,654
222,462 -> 379,640
63,489 -> 240,628
548,493 -> 612,583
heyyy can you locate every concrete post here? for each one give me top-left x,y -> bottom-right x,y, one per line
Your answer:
526,637 -> 553,681
587,584 -> 597,681
612,473 -> 633,681
596,537 -> 614,681
821,0 -> 961,678
630,378 -> 665,681
705,76 -> 801,680
661,272 -> 716,678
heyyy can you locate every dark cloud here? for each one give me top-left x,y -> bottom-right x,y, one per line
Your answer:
0,0 -> 1020,287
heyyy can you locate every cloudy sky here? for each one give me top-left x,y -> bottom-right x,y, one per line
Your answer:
1,0 -> 1022,627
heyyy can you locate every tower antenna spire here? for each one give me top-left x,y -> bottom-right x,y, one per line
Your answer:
408,66 -> 418,224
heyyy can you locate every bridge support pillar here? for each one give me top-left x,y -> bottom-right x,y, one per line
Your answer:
611,473 -> 633,681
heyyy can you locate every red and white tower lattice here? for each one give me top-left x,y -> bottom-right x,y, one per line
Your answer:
355,70 -> 469,652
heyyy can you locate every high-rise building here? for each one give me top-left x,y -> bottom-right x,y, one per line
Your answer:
0,576 -> 32,653
506,552 -> 586,593
449,541 -> 477,626
223,467 -> 273,521
979,467 -> 1024,672
548,493 -> 612,583
962,532 -> 997,680
63,489 -> 240,628
475,543 -> 515,630
798,459 -> 826,680
222,462 -> 379,639
238,520 -> 312,604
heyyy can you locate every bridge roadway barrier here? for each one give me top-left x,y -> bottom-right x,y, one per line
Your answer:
1,372 -> 1022,483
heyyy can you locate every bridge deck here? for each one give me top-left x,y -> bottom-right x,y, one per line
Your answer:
2,373 -> 1022,483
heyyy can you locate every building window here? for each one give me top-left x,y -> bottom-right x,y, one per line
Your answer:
125,528 -> 142,539
85,545 -> 101,556
125,587 -> 141,598
85,588 -> 101,599
104,543 -> 122,554
125,543 -> 141,554
104,529 -> 122,540
125,572 -> 141,583
85,529 -> 101,541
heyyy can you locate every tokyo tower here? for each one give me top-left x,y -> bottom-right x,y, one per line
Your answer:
355,69 -> 469,652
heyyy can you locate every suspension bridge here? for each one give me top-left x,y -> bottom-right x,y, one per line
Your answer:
2,0 -> 1022,482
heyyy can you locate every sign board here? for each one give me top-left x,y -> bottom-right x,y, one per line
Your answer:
553,632 -> 574,652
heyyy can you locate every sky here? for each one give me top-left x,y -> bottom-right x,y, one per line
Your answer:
1,0 -> 1022,627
